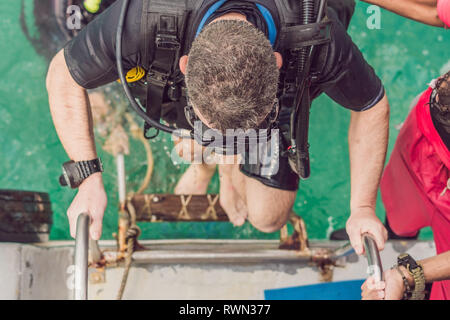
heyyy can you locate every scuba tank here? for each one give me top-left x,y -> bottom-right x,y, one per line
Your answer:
21,0 -> 117,61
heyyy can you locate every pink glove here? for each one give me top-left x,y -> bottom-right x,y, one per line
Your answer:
438,0 -> 450,27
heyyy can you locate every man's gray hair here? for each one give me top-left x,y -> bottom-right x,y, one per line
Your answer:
185,20 -> 279,132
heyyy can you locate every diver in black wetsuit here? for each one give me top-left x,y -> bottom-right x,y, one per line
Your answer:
46,0 -> 391,257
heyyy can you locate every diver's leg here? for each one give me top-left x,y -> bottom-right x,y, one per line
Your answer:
173,137 -> 217,195
172,135 -> 297,229
219,163 -> 297,232
175,163 -> 217,195
218,164 -> 249,226
243,169 -> 297,232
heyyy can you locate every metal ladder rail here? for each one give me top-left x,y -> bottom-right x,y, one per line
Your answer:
74,213 -> 89,300
332,233 -> 384,282
362,233 -> 384,282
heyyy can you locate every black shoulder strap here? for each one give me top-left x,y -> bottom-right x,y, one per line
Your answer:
293,1 -> 329,179
275,0 -> 331,50
275,0 -> 330,179
278,17 -> 331,50
140,0 -> 190,138
141,0 -> 190,69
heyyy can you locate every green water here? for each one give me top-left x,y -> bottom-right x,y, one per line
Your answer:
1,1 -> 448,240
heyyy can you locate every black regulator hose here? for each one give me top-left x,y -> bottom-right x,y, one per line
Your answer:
291,0 -> 326,179
297,0 -> 314,75
297,0 -> 326,80
116,0 -> 194,139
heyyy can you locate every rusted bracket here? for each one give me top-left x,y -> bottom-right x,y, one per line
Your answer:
311,248 -> 335,282
279,212 -> 309,252
89,267 -> 106,284
278,213 -> 339,282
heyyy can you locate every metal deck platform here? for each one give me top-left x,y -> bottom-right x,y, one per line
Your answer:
0,239 -> 436,300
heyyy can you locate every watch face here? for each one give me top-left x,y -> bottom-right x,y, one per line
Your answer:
60,159 -> 102,189
62,161 -> 79,188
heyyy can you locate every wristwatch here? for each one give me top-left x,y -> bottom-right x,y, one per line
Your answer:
397,253 -> 426,300
59,159 -> 104,189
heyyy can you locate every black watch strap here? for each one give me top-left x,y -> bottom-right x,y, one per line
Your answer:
77,159 -> 103,180
60,158 -> 104,189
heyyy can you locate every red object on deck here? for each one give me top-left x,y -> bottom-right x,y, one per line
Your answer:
381,87 -> 450,300
438,0 -> 450,28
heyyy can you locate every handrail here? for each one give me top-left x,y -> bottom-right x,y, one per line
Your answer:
332,242 -> 355,261
331,234 -> 384,282
74,213 -> 89,300
362,233 -> 383,282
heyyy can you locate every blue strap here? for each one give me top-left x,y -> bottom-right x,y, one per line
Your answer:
195,0 -> 277,47
255,4 -> 277,46
195,0 -> 227,38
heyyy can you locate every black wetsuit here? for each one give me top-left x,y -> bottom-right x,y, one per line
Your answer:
64,0 -> 385,191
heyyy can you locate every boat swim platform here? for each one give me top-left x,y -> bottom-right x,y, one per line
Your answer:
0,239 -> 435,300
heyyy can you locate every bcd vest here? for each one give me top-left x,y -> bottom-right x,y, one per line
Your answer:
130,0 -> 332,139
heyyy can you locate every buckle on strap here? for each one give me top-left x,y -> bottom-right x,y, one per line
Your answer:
156,34 -> 181,50
147,69 -> 169,87
156,15 -> 181,50
280,19 -> 332,50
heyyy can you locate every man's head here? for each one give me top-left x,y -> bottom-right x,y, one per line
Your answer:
436,70 -> 450,109
180,18 -> 282,133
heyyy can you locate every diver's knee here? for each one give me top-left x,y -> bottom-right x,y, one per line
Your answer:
248,207 -> 290,233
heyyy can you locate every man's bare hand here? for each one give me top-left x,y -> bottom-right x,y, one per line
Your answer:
67,173 -> 107,240
362,267 -> 408,300
346,207 -> 387,255
47,50 -> 105,239
361,276 -> 386,300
